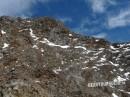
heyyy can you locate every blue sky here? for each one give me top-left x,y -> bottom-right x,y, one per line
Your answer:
0,0 -> 130,43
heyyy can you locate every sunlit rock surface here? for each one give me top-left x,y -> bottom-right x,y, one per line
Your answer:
0,16 -> 130,97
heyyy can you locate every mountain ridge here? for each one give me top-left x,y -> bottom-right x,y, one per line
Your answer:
0,16 -> 130,97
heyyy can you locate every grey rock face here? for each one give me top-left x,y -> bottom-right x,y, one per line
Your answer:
0,16 -> 130,97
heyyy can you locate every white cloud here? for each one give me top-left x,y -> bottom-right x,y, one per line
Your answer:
72,19 -> 90,34
108,9 -> 130,28
58,17 -> 72,23
89,0 -> 106,13
93,33 -> 107,38
0,0 -> 52,16
72,18 -> 102,34
87,0 -> 116,13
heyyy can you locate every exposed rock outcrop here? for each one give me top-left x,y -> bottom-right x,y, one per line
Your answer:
0,16 -> 130,97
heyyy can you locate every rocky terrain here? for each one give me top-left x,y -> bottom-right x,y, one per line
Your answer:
0,16 -> 130,97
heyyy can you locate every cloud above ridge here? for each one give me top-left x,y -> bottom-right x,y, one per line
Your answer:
108,8 -> 130,28
92,33 -> 107,38
0,0 -> 53,16
87,0 -> 116,13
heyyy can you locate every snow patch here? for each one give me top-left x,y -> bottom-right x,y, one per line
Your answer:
110,45 -> 118,50
27,21 -> 31,23
92,66 -> 97,69
98,57 -> 106,62
123,47 -> 130,52
18,29 -> 28,32
35,80 -> 41,83
32,45 -> 39,49
40,38 -> 70,49
119,44 -> 125,48
126,92 -> 130,94
124,72 -> 130,78
96,63 -> 108,66
1,30 -> 6,34
74,46 -> 87,50
119,68 -> 124,72
114,76 -> 126,82
29,29 -> 39,41
61,61 -> 64,65
112,93 -> 118,97
41,48 -> 44,52
109,61 -> 119,66
69,33 -> 73,37
90,56 -> 98,61
82,67 -> 89,70
99,48 -> 105,51
83,60 -> 89,64
95,39 -> 99,42
2,43 -> 9,49
53,67 -> 62,74
94,50 -> 103,55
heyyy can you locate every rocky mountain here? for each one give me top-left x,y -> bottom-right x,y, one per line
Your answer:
0,16 -> 130,97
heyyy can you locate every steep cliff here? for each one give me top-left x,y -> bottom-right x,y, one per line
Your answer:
0,16 -> 130,97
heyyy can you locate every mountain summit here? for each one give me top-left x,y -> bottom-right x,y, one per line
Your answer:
0,16 -> 130,97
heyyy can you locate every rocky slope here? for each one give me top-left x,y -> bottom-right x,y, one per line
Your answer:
0,16 -> 130,97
